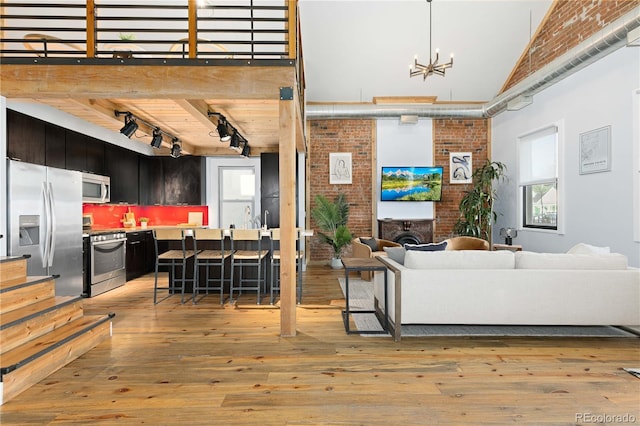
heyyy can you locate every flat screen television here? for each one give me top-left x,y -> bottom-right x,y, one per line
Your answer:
380,166 -> 443,202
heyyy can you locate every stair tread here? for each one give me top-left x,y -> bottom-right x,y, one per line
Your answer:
0,314 -> 112,370
0,275 -> 56,293
0,296 -> 82,329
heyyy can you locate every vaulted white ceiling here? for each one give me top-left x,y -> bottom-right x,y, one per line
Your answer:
298,0 -> 553,103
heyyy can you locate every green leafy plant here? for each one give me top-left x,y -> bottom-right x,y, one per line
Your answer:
311,193 -> 352,259
118,33 -> 135,41
454,160 -> 506,241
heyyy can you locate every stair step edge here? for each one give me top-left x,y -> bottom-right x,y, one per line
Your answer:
0,296 -> 84,331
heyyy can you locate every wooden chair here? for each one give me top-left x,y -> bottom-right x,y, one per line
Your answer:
444,236 -> 490,250
269,228 -> 304,305
152,228 -> 198,304
192,228 -> 234,305
229,229 -> 269,305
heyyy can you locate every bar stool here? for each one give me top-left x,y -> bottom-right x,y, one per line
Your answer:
269,228 -> 304,305
229,228 -> 269,305
152,228 -> 198,304
192,228 -> 234,305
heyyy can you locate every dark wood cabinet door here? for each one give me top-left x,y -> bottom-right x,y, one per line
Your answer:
105,144 -> 139,204
65,130 -> 87,172
139,155 -> 165,205
261,153 -> 280,227
162,156 -> 202,205
7,110 -> 46,165
85,137 -> 105,175
45,123 -> 66,169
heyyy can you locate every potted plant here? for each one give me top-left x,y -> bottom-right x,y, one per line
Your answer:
454,160 -> 506,241
311,193 -> 353,269
139,217 -> 149,229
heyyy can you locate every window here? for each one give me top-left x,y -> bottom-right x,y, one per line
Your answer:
518,126 -> 559,230
219,167 -> 256,229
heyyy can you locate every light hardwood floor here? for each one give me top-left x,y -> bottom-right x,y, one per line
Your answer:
1,266 -> 639,425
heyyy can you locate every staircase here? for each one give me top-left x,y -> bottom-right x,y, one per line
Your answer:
0,255 -> 114,405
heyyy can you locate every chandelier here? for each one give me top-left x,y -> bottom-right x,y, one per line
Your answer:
409,0 -> 454,80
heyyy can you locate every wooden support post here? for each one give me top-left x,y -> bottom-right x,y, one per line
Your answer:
188,0 -> 198,59
279,86 -> 297,336
86,0 -> 95,58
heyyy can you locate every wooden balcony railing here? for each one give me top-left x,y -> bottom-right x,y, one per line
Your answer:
0,0 -> 297,61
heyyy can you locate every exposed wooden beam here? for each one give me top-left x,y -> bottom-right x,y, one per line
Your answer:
0,65 -> 296,100
279,87 -> 297,337
174,99 -> 217,131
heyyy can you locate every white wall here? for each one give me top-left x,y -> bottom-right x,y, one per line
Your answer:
376,119 -> 435,220
492,46 -> 640,267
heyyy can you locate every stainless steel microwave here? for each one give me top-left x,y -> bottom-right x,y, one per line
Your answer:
82,173 -> 110,203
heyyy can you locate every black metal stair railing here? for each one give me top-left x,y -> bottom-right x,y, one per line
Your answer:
0,1 -> 293,60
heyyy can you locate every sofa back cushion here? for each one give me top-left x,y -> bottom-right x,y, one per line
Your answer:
515,251 -> 628,270
404,250 -> 515,270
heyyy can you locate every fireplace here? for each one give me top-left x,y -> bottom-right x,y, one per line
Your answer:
378,219 -> 434,245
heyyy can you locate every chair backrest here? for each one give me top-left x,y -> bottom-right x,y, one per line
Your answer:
445,236 -> 490,250
154,228 -> 185,241
193,228 -> 224,241
231,229 -> 262,241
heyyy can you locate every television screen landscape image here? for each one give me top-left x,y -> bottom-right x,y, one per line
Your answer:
380,166 -> 443,201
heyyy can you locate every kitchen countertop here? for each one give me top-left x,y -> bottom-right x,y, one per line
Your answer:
83,225 -> 206,236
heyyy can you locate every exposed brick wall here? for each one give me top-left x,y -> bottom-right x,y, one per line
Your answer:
309,120 -> 374,261
433,118 -> 490,242
308,118 -> 490,260
504,0 -> 637,91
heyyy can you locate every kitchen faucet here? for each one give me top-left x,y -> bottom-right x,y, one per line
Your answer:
263,210 -> 269,229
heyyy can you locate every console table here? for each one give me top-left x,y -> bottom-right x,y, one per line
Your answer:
341,257 -> 389,335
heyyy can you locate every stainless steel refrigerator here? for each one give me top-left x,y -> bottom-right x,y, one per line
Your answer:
7,160 -> 83,296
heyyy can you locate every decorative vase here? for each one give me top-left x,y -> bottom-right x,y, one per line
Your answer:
140,222 -> 148,229
330,257 -> 343,269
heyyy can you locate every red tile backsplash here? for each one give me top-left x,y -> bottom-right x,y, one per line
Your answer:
83,204 -> 208,228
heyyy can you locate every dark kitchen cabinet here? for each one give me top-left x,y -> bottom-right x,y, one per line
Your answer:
261,153 -> 280,228
126,230 -> 153,281
139,155 -> 165,205
7,110 -> 46,165
162,156 -> 203,205
105,144 -> 139,204
85,137 -> 105,175
139,155 -> 203,206
65,130 -> 88,172
45,123 -> 66,169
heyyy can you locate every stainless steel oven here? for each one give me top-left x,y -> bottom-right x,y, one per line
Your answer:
86,232 -> 126,297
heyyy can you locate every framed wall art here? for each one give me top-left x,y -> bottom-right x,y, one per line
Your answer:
449,152 -> 472,184
580,126 -> 611,174
329,152 -> 352,184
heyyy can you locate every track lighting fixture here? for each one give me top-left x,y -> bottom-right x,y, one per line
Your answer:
241,142 -> 250,157
118,113 -> 138,138
229,132 -> 242,152
170,138 -> 182,158
207,111 -> 233,142
115,110 -> 179,153
150,128 -> 163,148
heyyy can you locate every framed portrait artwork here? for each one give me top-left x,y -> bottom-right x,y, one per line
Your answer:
329,152 -> 352,184
579,126 -> 611,174
449,152 -> 472,184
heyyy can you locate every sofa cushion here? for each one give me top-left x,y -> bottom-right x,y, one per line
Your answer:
383,246 -> 406,264
359,237 -> 379,252
404,250 -> 515,270
567,243 -> 611,255
404,241 -> 448,252
515,251 -> 628,270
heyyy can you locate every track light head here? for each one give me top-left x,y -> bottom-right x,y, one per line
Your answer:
241,142 -> 250,157
119,114 -> 138,138
217,121 -> 231,142
229,132 -> 242,152
170,139 -> 182,158
150,128 -> 163,148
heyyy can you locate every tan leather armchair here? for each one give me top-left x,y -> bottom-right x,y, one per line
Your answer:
351,237 -> 401,280
444,236 -> 490,250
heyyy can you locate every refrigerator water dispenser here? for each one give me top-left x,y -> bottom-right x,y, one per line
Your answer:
19,215 -> 39,246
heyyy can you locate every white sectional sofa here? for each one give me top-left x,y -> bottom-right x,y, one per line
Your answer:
373,249 -> 640,341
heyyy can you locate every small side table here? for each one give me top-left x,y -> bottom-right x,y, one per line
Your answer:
493,243 -> 523,252
341,257 -> 389,335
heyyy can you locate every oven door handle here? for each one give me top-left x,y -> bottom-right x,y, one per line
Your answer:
91,239 -> 127,247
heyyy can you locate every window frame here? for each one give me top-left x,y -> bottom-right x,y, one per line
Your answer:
517,122 -> 564,234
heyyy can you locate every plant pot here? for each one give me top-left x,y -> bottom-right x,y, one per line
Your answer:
330,257 -> 343,269
140,222 -> 148,229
